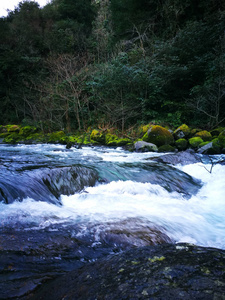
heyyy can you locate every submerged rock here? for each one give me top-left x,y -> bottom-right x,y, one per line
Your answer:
0,166 -> 98,204
31,243 -> 225,300
151,149 -> 200,166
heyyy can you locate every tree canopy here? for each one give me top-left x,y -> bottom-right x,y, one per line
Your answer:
0,0 -> 225,130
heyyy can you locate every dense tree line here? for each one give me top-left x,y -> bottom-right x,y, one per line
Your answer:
0,0 -> 225,131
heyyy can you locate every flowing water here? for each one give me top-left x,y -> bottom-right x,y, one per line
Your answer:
0,143 -> 224,251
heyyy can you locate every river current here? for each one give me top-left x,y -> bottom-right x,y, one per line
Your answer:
0,143 -> 225,251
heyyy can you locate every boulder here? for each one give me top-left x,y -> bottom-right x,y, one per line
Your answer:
175,138 -> 188,151
6,124 -> 20,132
106,133 -> 131,146
218,130 -> 225,148
210,127 -> 224,137
90,129 -> 105,144
32,243 -> 225,300
158,145 -> 176,152
134,141 -> 158,152
188,137 -> 203,149
151,149 -> 199,165
198,138 -> 221,154
194,130 -> 212,141
143,125 -> 174,147
173,124 -> 191,140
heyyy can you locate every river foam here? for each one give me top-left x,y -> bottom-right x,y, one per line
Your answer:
0,144 -> 224,249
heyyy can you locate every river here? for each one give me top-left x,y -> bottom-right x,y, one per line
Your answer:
0,144 -> 225,298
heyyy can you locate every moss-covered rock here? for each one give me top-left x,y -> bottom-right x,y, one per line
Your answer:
47,131 -> 67,143
210,127 -> 225,137
90,129 -> 105,144
6,124 -> 20,133
190,128 -> 202,137
158,145 -> 176,152
3,133 -> 19,144
175,138 -> 188,151
218,130 -> 225,148
212,138 -> 222,152
198,141 -> 210,148
0,126 -> 7,133
194,130 -> 212,141
173,124 -> 190,140
143,125 -> 174,147
198,138 -> 222,154
19,126 -> 37,136
106,133 -> 131,146
137,124 -> 151,137
105,133 -> 118,146
188,137 -> 204,149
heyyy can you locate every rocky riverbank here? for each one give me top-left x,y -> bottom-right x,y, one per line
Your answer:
1,123 -> 225,154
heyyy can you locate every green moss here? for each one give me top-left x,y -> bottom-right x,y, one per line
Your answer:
138,124 -> 151,136
190,128 -> 201,137
173,124 -> 190,139
189,137 -> 204,149
175,138 -> 188,151
210,127 -> 225,137
212,138 -> 222,153
47,131 -> 67,143
143,125 -> 174,147
26,133 -> 46,143
194,130 -> 212,141
0,132 -> 9,138
3,133 -> 19,144
148,256 -> 165,263
90,129 -> 105,144
0,126 -> 7,133
131,261 -> 140,265
158,145 -> 176,152
19,126 -> 37,136
105,133 -> 118,146
199,141 -> 210,148
218,130 -> 225,148
6,125 -> 20,133
105,133 -> 131,146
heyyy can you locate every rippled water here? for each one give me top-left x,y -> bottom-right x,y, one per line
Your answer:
0,144 -> 224,250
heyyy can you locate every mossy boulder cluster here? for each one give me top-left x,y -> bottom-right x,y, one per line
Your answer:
1,124 -> 225,154
137,124 -> 225,154
0,125 -> 132,148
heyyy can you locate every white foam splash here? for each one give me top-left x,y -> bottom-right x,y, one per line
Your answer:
0,144 -> 224,249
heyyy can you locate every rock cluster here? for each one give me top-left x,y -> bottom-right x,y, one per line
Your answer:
135,124 -> 225,154
1,123 -> 225,154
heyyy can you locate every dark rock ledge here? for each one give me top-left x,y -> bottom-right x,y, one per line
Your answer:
29,243 -> 225,300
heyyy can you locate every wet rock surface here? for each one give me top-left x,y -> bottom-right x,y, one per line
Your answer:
0,166 -> 98,204
150,149 -> 200,165
30,243 -> 225,300
0,219 -> 171,299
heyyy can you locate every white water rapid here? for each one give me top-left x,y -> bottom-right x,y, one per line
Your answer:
0,144 -> 224,250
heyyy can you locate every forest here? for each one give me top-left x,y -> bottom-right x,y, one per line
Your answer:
0,0 -> 225,133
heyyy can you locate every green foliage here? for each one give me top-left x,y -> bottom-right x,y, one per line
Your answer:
0,0 -> 225,131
